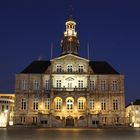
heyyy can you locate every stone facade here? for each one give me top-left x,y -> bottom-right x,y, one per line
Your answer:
14,16 -> 125,127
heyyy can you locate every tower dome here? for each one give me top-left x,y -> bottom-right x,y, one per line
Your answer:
61,16 -> 80,55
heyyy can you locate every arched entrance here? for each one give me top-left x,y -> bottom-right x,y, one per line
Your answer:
66,116 -> 74,126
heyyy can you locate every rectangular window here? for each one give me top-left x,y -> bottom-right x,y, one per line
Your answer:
90,99 -> 94,110
44,98 -> 50,110
56,65 -> 62,72
33,98 -> 38,110
33,80 -> 40,90
2,105 -> 4,111
113,99 -> 118,110
78,65 -> 84,73
78,99 -> 84,110
32,117 -> 38,124
20,116 -> 25,123
100,80 -> 106,91
67,65 -> 73,72
21,80 -> 28,90
101,99 -> 106,110
21,98 -> 26,110
78,80 -> 83,88
112,80 -> 118,91
90,81 -> 95,90
56,80 -> 61,88
45,80 -> 50,90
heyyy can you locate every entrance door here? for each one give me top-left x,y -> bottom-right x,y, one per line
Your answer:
66,117 -> 74,126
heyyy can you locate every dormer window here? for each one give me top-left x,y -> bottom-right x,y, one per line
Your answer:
67,65 -> 73,72
56,65 -> 62,72
78,65 -> 84,73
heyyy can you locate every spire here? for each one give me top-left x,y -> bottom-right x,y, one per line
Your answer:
61,16 -> 80,55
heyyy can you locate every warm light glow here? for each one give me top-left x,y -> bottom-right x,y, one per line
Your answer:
9,121 -> 13,126
0,110 -> 8,127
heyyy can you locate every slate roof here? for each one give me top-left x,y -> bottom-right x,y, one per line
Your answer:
20,60 -> 119,74
89,61 -> 119,74
132,100 -> 140,105
20,61 -> 51,74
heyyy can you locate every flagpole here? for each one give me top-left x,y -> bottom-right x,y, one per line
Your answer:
51,43 -> 53,59
87,42 -> 89,60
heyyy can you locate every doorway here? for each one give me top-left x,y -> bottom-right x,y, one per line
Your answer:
66,116 -> 74,126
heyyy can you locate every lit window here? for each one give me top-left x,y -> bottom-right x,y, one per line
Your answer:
44,98 -> 50,110
56,80 -> 61,88
112,80 -> 118,91
45,80 -> 50,90
67,99 -> 73,110
90,81 -> 95,90
78,80 -> 83,88
56,65 -> 62,72
90,99 -> 94,110
21,98 -> 26,110
100,80 -> 106,91
21,80 -> 28,90
101,99 -> 106,110
113,99 -> 118,110
67,65 -> 73,72
54,97 -> 62,110
78,98 -> 85,110
33,80 -> 40,90
33,98 -> 38,110
78,65 -> 84,73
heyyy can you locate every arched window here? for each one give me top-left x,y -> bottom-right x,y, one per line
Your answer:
54,97 -> 62,110
78,97 -> 86,110
66,97 -> 74,111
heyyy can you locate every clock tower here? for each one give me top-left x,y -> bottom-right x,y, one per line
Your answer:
61,16 -> 80,55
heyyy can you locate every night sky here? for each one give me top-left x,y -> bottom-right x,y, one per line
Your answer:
0,0 -> 140,105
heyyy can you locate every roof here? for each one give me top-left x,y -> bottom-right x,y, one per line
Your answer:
132,100 -> 140,105
20,61 -> 51,74
126,99 -> 140,107
89,61 -> 120,74
20,60 -> 119,74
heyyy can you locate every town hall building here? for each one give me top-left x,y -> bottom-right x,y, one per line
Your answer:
14,16 -> 125,127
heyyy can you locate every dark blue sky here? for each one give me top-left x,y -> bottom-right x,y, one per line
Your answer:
0,0 -> 140,104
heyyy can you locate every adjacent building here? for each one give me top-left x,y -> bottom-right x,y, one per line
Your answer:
126,100 -> 140,127
0,93 -> 15,127
14,16 -> 125,127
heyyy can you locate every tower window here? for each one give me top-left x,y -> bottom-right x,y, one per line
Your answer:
67,65 -> 73,72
